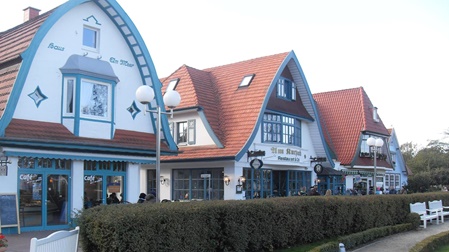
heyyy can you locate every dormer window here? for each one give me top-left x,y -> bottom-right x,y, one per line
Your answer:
166,78 -> 179,92
239,74 -> 255,87
83,26 -> 99,50
277,78 -> 296,101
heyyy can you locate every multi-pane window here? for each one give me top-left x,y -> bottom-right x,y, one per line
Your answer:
83,26 -> 98,49
384,174 -> 400,190
83,161 -> 126,207
360,135 -> 384,156
263,113 -> 301,146
172,168 -> 224,200
277,78 -> 296,101
175,120 -> 196,145
177,121 -> 187,144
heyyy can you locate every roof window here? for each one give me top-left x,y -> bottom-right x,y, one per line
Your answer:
239,74 -> 255,87
166,78 -> 179,92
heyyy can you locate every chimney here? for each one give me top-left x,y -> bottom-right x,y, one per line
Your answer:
23,7 -> 41,22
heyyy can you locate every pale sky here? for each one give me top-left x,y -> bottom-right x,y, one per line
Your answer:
1,0 -> 449,149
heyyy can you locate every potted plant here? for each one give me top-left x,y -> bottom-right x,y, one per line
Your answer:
0,233 -> 8,252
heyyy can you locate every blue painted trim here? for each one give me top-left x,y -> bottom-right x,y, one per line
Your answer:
74,77 -> 81,135
5,150 -> 155,164
198,109 -> 223,148
0,0 -> 88,136
106,1 -> 178,152
235,51 -> 335,167
28,86 -> 48,107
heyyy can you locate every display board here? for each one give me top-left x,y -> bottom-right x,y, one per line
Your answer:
0,193 -> 20,233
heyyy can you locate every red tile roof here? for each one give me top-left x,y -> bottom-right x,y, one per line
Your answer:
0,7 -> 169,158
313,87 -> 390,166
2,118 -> 172,154
161,52 -> 290,161
0,9 -> 53,118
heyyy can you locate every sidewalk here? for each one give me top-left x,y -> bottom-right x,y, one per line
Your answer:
349,220 -> 449,252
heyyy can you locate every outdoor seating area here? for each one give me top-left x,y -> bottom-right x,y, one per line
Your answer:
29,226 -> 79,252
428,199 -> 449,223
410,201 -> 441,228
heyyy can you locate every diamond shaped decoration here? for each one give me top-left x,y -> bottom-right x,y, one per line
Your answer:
127,101 -> 141,119
28,86 -> 48,107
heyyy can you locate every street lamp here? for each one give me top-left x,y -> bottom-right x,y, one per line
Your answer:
367,137 -> 384,194
136,85 -> 181,203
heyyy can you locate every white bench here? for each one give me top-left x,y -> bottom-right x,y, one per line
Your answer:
410,202 -> 439,228
29,226 -> 80,252
428,199 -> 449,223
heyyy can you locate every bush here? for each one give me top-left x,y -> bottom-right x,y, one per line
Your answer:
77,192 -> 449,251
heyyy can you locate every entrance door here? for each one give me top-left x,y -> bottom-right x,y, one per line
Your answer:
19,172 -> 70,230
17,158 -> 72,231
46,174 -> 69,226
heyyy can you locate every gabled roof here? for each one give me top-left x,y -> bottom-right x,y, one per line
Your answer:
162,52 -> 304,161
0,1 -> 177,159
1,118 -> 173,156
388,127 -> 412,176
313,87 -> 390,166
0,8 -> 53,118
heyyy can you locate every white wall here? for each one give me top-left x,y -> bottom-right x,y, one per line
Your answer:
169,111 -> 217,146
126,163 -> 140,203
0,157 -> 18,193
72,160 -> 84,215
13,2 -> 154,136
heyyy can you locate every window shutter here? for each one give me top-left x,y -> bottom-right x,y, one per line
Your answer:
188,119 -> 196,145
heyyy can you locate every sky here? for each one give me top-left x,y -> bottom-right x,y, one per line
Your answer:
1,0 -> 449,149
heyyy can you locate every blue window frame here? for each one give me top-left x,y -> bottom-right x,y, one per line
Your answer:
171,168 -> 224,201
243,168 -> 272,199
263,113 -> 301,146
277,78 -> 296,101
17,158 -> 72,231
288,170 -> 311,196
83,161 -> 126,206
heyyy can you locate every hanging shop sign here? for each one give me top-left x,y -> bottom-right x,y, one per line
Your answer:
250,158 -> 263,169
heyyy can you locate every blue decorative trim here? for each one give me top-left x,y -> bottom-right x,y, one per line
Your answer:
28,86 -> 48,107
83,15 -> 101,25
236,51 -> 335,167
127,101 -> 141,119
5,150 -> 155,164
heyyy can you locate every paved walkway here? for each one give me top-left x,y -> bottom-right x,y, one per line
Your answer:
3,221 -> 449,252
349,220 -> 449,252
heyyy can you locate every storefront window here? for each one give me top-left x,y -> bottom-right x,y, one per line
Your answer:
83,161 -> 126,207
18,158 -> 71,229
172,169 -> 224,201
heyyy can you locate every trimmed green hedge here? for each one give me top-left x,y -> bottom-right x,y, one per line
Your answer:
410,230 -> 449,252
77,192 -> 449,252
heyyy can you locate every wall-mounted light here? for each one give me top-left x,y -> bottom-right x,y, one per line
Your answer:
160,176 -> 168,185
224,175 -> 230,186
315,178 -> 321,185
238,176 -> 246,185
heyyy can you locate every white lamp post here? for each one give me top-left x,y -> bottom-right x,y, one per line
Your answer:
136,85 -> 181,203
366,137 -> 384,194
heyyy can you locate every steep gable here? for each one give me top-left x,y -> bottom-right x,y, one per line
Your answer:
314,87 -> 390,165
162,52 -> 291,160
0,9 -> 53,118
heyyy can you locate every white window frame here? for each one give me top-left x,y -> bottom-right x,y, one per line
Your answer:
63,78 -> 76,116
82,26 -> 100,52
79,79 -> 111,121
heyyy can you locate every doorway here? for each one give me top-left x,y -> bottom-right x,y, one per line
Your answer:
19,172 -> 70,230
